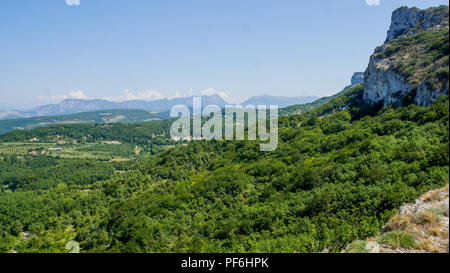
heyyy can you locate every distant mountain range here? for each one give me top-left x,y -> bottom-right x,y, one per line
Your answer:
241,95 -> 319,108
0,95 -> 228,120
0,94 -> 324,134
0,94 -> 320,121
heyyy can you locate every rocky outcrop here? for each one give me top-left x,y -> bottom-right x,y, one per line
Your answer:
363,55 -> 412,107
344,186 -> 449,253
351,72 -> 364,86
379,187 -> 449,253
415,81 -> 450,106
363,54 -> 449,107
363,6 -> 449,107
386,6 -> 449,43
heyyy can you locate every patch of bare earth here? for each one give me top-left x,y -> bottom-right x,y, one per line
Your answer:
344,185 -> 449,253
380,186 -> 449,253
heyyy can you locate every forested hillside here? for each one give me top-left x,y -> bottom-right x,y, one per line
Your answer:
0,82 -> 447,252
279,86 -> 352,116
0,119 -> 173,146
0,5 -> 448,254
0,109 -> 166,135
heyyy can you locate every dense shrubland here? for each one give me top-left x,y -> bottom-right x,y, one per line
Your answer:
0,82 -> 447,252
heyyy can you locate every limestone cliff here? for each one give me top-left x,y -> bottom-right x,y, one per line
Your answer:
351,72 -> 364,86
363,6 -> 449,107
386,6 -> 449,43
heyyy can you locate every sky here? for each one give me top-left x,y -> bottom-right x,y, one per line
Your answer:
0,0 -> 448,110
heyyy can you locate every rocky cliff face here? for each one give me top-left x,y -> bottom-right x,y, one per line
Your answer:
363,6 -> 449,107
351,72 -> 364,86
363,56 -> 412,107
386,6 -> 449,43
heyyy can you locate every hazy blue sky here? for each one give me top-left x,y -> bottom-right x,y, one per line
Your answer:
0,0 -> 448,109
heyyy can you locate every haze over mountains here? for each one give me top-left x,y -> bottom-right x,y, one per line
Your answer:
0,94 -> 319,121
242,96 -> 319,108
0,95 -> 227,120
0,73 -> 362,134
